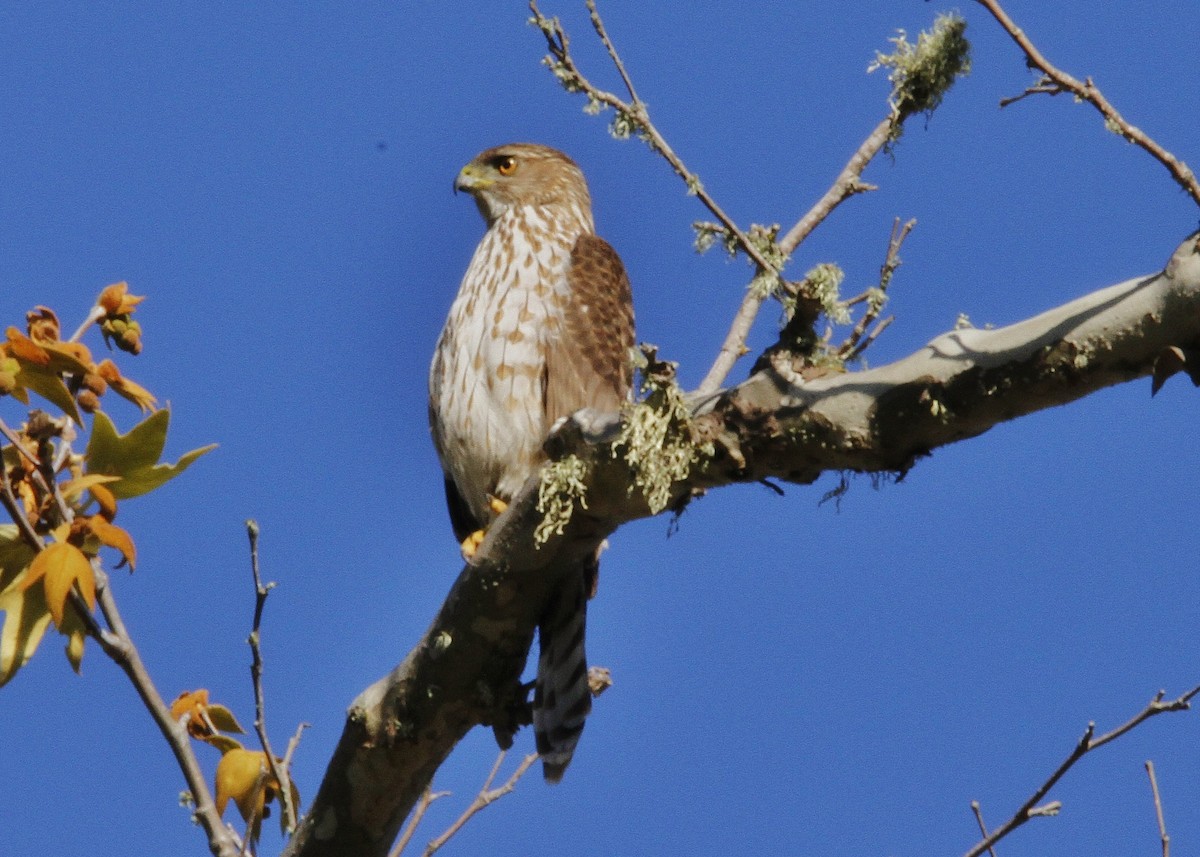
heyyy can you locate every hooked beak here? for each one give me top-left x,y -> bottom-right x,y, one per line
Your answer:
453,164 -> 491,196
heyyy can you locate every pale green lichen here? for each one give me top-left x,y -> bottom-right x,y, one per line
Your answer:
609,109 -> 636,140
534,453 -> 591,546
869,13 -> 971,138
614,353 -> 711,515
865,286 -> 888,316
801,262 -> 849,324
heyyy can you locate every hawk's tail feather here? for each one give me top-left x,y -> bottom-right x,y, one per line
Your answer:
533,567 -> 592,783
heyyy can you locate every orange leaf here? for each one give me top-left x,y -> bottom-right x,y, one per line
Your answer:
171,688 -> 215,738
28,543 -> 95,629
94,360 -> 157,412
40,340 -> 94,375
25,307 -> 61,343
97,282 -> 145,316
171,688 -> 210,720
87,516 -> 136,570
5,328 -> 50,366
89,482 -> 119,521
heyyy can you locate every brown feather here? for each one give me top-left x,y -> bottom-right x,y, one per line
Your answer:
543,233 -> 635,424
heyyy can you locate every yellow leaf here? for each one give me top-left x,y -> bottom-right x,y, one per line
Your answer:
86,410 -> 215,499
87,516 -> 136,570
60,607 -> 86,674
215,748 -> 268,822
0,525 -> 38,595
171,688 -> 210,719
29,543 -> 95,629
0,567 -> 53,686
39,340 -> 94,376
171,688 -> 212,736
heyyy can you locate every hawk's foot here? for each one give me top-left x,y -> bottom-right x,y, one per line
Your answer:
459,496 -> 510,560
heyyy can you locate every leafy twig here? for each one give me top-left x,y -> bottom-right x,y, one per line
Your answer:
963,686 -> 1200,857
976,0 -> 1200,207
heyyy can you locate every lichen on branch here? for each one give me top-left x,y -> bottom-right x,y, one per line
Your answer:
869,13 -> 971,136
534,454 -> 591,545
613,347 -> 711,516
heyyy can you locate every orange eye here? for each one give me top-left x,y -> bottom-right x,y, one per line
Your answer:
495,156 -> 517,176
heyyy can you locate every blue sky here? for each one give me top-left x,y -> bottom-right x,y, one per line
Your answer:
2,2 -> 1198,855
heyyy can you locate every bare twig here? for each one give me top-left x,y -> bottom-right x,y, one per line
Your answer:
702,114 -> 903,391
422,751 -> 540,856
528,2 -> 791,387
969,801 -> 998,857
530,2 -> 937,392
1145,760 -> 1170,857
963,686 -> 1200,857
245,519 -> 298,835
976,0 -> 1200,207
585,0 -> 638,104
836,217 -> 914,361
389,785 -> 451,857
529,2 -> 779,282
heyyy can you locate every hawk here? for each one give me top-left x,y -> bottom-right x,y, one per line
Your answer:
429,143 -> 635,781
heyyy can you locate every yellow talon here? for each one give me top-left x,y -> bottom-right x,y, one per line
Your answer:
460,528 -> 486,560
460,496 -> 509,560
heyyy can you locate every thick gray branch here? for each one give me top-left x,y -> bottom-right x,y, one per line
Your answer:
285,232 -> 1200,857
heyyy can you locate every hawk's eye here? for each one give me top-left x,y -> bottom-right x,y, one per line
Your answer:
494,155 -> 518,176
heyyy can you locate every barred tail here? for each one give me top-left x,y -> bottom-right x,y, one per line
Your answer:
533,567 -> 592,783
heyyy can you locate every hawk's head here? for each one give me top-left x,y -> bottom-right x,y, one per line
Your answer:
454,143 -> 590,224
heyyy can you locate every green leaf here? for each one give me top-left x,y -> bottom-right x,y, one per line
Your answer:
85,410 -> 216,500
16,363 -> 83,425
206,704 -> 247,734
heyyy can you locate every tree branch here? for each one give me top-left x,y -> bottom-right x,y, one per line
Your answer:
243,519 -> 301,836
962,686 -> 1200,857
976,0 -> 1200,207
283,230 -> 1200,857
95,570 -> 241,857
422,751 -> 539,856
1145,760 -> 1170,857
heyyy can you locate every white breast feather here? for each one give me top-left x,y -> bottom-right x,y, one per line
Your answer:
432,205 -> 588,524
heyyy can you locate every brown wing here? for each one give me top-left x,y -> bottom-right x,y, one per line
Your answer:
543,233 -> 635,425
